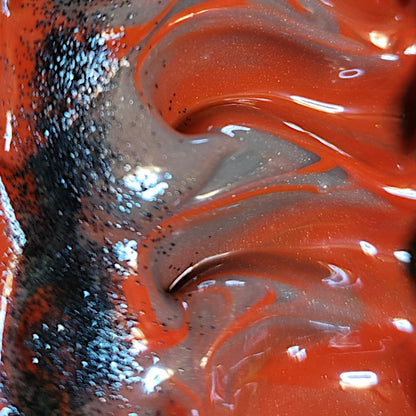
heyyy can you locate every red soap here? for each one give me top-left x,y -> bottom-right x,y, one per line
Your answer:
0,1 -> 416,415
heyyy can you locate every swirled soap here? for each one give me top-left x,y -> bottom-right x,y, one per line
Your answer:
0,1 -> 416,415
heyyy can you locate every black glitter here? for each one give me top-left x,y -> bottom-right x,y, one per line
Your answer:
2,21 -> 135,416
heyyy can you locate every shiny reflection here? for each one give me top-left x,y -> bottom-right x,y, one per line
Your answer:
369,31 -> 390,49
339,371 -> 378,389
197,280 -> 216,290
220,124 -> 251,138
359,241 -> 378,256
3,110 -> 12,152
338,68 -> 364,79
0,176 -> 25,362
225,280 -> 246,287
392,318 -> 414,333
322,264 -> 350,287
284,121 -> 350,156
0,176 -> 26,251
122,166 -> 171,202
2,0 -> 416,414
383,186 -> 416,200
195,188 -> 222,201
404,44 -> 416,55
287,345 -> 307,362
190,138 -> 209,145
329,329 -> 361,349
199,356 -> 209,370
113,239 -> 138,266
130,339 -> 148,355
380,54 -> 399,61
142,366 -> 174,394
0,408 -> 15,416
168,252 -> 232,292
172,10 -> 207,26
0,264 -> 14,363
290,95 -> 344,114
1,0 -> 9,17
393,250 -> 411,263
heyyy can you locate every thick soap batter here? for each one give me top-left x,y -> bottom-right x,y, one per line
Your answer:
0,1 -> 416,415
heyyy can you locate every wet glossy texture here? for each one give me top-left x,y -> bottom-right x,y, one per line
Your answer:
0,1 -> 416,415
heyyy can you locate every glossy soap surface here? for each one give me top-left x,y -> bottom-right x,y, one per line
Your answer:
0,1 -> 416,415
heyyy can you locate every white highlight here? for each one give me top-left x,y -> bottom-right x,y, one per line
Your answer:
0,260 -> 15,364
225,279 -> 245,287
114,239 -> 137,268
340,371 -> 378,389
392,318 -> 413,333
290,95 -> 344,114
380,54 -> 399,61
123,166 -> 170,201
100,28 -> 125,42
142,366 -> 174,393
322,264 -> 350,287
130,339 -> 148,354
195,188 -> 221,201
3,111 -> 12,151
200,356 -> 208,369
287,345 -> 307,362
0,176 -> 26,362
404,44 -> 416,55
359,241 -> 378,256
383,186 -> 416,200
0,176 -> 25,250
172,9 -> 206,25
394,250 -> 411,263
284,121 -> 350,157
369,31 -> 389,49
197,280 -> 216,289
1,0 -> 10,17
190,138 -> 209,144
339,69 -> 364,79
169,252 -> 231,292
129,327 -> 148,354
220,124 -> 251,138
